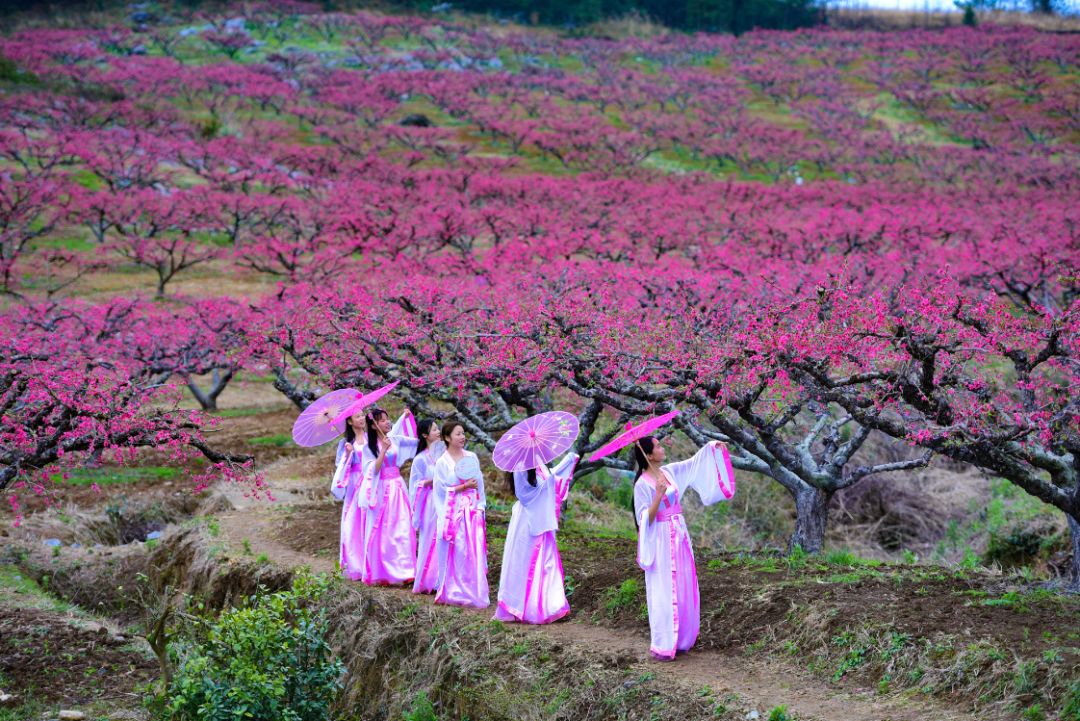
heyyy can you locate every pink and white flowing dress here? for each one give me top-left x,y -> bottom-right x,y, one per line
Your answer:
633,444 -> 736,660
409,447 -> 440,594
494,453 -> 578,624
332,438 -> 365,580
356,410 -> 419,586
432,450 -> 489,608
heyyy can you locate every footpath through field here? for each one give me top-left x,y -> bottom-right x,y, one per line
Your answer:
216,454 -> 983,721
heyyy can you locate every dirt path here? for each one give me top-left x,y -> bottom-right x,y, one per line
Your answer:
216,457 -> 983,721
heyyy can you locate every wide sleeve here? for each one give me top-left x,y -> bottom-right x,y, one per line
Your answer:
517,462 -> 562,535
330,440 -> 349,501
473,452 -> 487,511
390,409 -> 419,464
550,452 -> 579,510
433,455 -> 454,540
513,469 -> 544,506
358,443 -> 380,508
662,443 -> 735,506
408,453 -> 427,528
633,479 -> 658,571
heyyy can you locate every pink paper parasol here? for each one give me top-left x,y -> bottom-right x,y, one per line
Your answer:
330,380 -> 401,427
291,388 -> 362,447
587,410 -> 680,463
493,411 -> 580,472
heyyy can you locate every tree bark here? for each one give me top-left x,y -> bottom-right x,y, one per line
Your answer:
185,368 -> 234,412
1067,513 -> 1080,593
790,485 -> 833,554
272,368 -> 315,410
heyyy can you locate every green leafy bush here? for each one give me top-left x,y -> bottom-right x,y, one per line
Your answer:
403,691 -> 439,721
165,572 -> 344,721
0,54 -> 37,84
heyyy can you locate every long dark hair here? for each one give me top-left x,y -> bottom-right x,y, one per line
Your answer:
365,407 -> 388,456
633,436 -> 656,479
504,467 -> 537,496
630,436 -> 657,530
344,415 -> 358,445
416,418 -> 436,454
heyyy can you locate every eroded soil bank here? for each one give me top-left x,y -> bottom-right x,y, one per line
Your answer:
6,477 -> 1076,720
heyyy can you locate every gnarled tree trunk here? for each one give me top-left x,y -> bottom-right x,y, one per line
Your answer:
790,485 -> 832,554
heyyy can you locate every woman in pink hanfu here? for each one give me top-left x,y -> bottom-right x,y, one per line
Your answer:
632,436 -> 735,660
494,452 -> 578,624
356,406 -> 419,586
409,419 -> 443,594
332,412 -> 368,580
432,421 -> 489,609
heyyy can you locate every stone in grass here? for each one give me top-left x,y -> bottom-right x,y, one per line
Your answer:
58,711 -> 87,720
399,114 -> 434,128
145,530 -> 163,541
0,691 -> 15,703
43,538 -> 62,547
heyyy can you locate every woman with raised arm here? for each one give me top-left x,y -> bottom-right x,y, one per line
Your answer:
409,419 -> 443,594
432,420 -> 489,608
632,436 -> 735,660
356,406 -> 419,586
332,411 -> 367,580
494,452 -> 578,624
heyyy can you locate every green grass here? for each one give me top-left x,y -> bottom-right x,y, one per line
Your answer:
248,433 -> 294,447
768,705 -> 794,721
0,565 -> 75,615
215,407 -> 272,418
560,500 -> 636,540
48,466 -> 178,487
69,167 -> 105,190
934,478 -> 1065,567
0,54 -> 39,85
240,372 -> 279,383
33,234 -> 97,253
706,549 -> 907,588
822,550 -> 883,568
402,691 -> 438,721
602,578 -> 643,616
956,587 -> 1069,614
869,92 -> 963,147
0,699 -> 45,721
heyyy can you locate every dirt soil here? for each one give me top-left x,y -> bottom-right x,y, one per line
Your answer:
0,605 -> 156,705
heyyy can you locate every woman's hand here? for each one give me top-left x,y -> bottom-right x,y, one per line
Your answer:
647,473 -> 667,524
655,473 -> 669,494
419,478 -> 433,488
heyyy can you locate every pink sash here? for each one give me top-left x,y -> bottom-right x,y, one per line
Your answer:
443,487 -> 479,542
